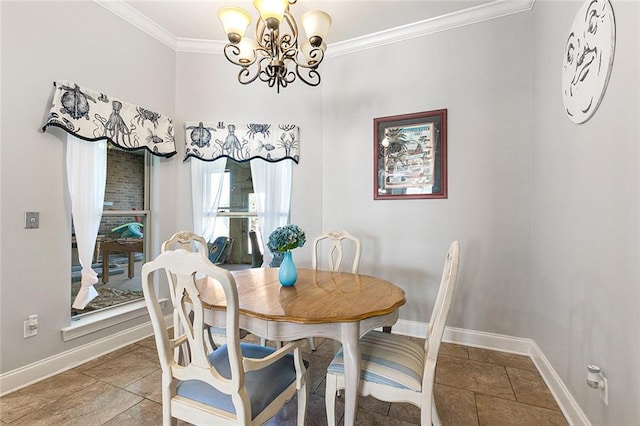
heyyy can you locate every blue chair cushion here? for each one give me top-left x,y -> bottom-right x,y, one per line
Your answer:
176,343 -> 304,420
208,236 -> 228,264
327,330 -> 424,391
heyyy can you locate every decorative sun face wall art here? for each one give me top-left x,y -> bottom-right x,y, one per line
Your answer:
562,0 -> 616,124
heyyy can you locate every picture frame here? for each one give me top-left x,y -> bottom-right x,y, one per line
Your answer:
374,109 -> 448,200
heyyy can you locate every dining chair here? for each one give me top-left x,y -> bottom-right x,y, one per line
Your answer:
325,241 -> 460,426
311,230 -> 362,274
309,230 -> 363,351
142,249 -> 309,426
161,230 -> 208,254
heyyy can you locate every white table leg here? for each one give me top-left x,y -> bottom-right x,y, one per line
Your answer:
341,322 -> 360,426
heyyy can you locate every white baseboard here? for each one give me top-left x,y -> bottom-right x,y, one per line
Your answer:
392,319 -> 589,426
0,314 -> 172,397
528,340 -> 591,426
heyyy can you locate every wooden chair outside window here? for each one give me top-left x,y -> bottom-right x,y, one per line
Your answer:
249,231 -> 263,268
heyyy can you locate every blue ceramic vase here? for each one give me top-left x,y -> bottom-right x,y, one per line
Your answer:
278,251 -> 297,287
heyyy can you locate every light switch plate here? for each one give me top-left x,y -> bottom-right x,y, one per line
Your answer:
25,212 -> 39,229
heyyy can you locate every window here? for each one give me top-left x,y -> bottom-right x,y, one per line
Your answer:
71,146 -> 148,317
213,160 -> 263,265
190,151 -> 294,269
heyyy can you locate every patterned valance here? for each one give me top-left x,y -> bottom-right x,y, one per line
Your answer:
42,81 -> 177,158
184,122 -> 299,163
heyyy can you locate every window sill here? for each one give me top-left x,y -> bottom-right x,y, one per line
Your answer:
62,299 -> 166,341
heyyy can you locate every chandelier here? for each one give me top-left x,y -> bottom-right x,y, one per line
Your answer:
218,0 -> 331,93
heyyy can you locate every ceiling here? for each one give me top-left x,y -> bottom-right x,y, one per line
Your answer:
122,1 -> 490,45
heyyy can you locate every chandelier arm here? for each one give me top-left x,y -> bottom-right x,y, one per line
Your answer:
256,35 -> 271,58
258,62 -> 274,83
295,64 -> 321,87
255,19 -> 267,48
260,73 -> 275,87
281,46 -> 298,61
258,61 -> 280,88
282,11 -> 298,50
223,43 -> 257,67
296,46 -> 325,69
237,58 -> 269,86
280,33 -> 294,51
283,66 -> 297,84
238,68 -> 261,85
255,45 -> 269,54
276,71 -> 293,93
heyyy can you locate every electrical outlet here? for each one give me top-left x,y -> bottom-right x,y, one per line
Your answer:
25,212 -> 39,229
600,376 -> 608,405
587,364 -> 608,405
23,315 -> 38,338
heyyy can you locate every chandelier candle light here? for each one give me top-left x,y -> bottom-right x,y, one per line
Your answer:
218,0 -> 331,93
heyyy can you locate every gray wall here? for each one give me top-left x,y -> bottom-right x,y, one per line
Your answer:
1,1 -> 638,424
530,1 -> 639,424
321,13 -> 534,331
0,1 -> 176,372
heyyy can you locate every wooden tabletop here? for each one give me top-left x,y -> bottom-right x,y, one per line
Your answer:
197,268 -> 406,324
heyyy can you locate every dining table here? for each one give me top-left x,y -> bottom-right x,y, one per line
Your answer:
196,267 -> 406,426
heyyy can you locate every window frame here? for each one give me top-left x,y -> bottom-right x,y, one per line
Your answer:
213,163 -> 262,263
70,147 -> 150,320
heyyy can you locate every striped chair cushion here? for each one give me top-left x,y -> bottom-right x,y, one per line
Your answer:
327,330 -> 425,391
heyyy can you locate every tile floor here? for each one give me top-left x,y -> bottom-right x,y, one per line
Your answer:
0,334 -> 568,425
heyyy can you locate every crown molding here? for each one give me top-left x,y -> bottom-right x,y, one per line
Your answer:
96,0 -> 535,56
328,0 -> 535,58
94,0 -> 177,50
176,38 -> 226,54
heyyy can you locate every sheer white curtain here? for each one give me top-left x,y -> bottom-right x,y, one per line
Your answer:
191,158 -> 227,242
250,159 -> 293,265
67,134 -> 107,309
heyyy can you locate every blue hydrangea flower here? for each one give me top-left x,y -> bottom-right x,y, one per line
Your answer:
267,224 -> 306,253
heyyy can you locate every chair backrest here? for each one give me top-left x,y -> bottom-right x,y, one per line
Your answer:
161,231 -> 208,256
141,250 -> 246,407
422,241 -> 460,397
162,231 -> 217,358
311,231 -> 362,274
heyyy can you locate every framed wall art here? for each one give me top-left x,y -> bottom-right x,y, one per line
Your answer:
374,109 -> 447,200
